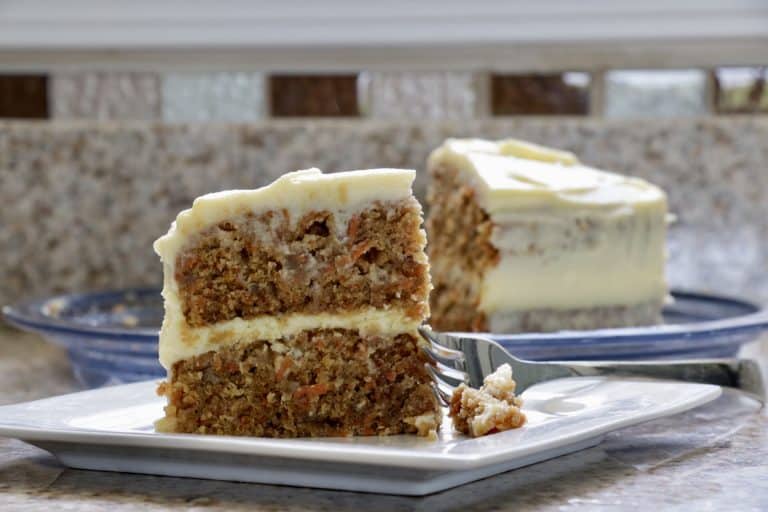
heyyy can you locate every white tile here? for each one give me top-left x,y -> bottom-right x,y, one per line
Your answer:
51,71 -> 161,120
162,72 -> 265,122
363,71 -> 478,120
604,70 -> 708,118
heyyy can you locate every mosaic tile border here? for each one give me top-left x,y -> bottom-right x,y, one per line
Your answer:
0,68 -> 766,121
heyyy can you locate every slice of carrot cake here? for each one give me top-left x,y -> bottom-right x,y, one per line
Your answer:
427,138 -> 669,333
154,168 -> 440,437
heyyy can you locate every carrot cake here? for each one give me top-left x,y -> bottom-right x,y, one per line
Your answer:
450,364 -> 526,437
427,138 -> 668,333
154,168 -> 440,437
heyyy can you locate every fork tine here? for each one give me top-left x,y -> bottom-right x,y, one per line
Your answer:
418,325 -> 463,353
426,362 -> 466,388
419,326 -> 468,373
429,379 -> 453,407
433,359 -> 469,384
421,344 -> 467,373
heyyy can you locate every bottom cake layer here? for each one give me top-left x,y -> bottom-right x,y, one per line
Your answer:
156,328 -> 440,437
431,300 -> 663,333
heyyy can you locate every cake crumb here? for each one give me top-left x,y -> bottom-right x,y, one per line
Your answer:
405,412 -> 441,439
449,364 -> 526,437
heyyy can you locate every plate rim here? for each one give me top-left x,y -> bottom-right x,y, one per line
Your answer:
4,288 -> 766,343
2,287 -> 161,338
487,289 -> 768,348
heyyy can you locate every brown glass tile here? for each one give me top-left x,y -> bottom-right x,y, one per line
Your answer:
0,74 -> 49,119
491,73 -> 589,116
269,74 -> 359,117
713,67 -> 768,114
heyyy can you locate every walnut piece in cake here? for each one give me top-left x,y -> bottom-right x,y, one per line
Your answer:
449,363 -> 526,437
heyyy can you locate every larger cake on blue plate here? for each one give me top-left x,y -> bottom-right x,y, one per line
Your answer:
426,138 -> 669,333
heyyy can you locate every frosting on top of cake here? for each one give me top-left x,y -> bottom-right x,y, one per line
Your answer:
428,138 -> 666,214
154,168 -> 415,264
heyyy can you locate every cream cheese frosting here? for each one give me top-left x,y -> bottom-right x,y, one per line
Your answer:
430,138 -> 669,314
480,212 -> 667,312
428,138 -> 666,215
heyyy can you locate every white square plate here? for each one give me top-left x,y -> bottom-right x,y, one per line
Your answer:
0,377 -> 720,495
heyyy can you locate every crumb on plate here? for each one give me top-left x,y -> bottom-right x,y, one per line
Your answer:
449,363 -> 526,437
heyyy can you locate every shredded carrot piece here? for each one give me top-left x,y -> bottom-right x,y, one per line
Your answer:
275,357 -> 294,381
293,383 -> 330,399
347,216 -> 361,239
350,241 -> 373,261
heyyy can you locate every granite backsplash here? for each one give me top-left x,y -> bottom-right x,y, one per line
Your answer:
1,117 -> 767,308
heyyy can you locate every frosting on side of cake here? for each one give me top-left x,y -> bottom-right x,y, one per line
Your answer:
155,167 -> 424,370
154,168 -> 416,267
481,211 -> 667,312
429,138 -> 668,314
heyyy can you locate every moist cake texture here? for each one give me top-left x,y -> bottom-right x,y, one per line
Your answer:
427,138 -> 669,333
450,363 -> 526,437
176,200 -> 427,327
154,168 -> 440,437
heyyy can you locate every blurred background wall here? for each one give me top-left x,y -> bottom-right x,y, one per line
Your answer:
0,0 -> 766,306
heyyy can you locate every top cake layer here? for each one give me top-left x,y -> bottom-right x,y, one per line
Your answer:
428,138 -> 666,216
155,168 -> 415,264
153,168 -> 430,369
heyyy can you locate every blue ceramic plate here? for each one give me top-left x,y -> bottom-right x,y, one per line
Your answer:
3,289 -> 163,388
3,288 -> 768,388
489,290 -> 768,360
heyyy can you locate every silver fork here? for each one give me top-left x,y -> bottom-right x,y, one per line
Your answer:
419,326 -> 766,405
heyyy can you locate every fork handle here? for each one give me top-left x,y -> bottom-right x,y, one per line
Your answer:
558,359 -> 765,401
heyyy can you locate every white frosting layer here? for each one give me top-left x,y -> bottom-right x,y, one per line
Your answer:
154,168 -> 416,266
429,139 -> 665,215
430,138 -> 668,313
159,308 -> 420,369
481,211 -> 667,312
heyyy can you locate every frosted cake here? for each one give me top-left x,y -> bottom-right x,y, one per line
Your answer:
154,168 -> 440,437
426,138 -> 668,333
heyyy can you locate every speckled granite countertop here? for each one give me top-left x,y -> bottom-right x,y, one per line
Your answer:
2,117 -> 768,308
2,323 -> 768,512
